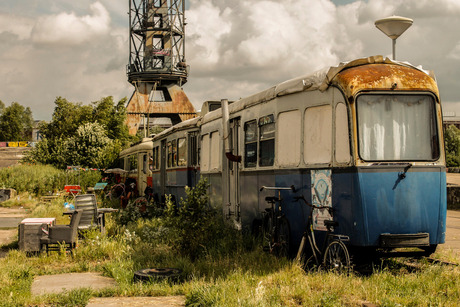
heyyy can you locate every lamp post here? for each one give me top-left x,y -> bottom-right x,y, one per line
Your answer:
375,16 -> 413,60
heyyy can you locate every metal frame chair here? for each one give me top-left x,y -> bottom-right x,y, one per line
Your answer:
40,209 -> 82,253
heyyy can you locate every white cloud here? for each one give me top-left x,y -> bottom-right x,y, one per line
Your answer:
0,14 -> 34,40
0,2 -> 130,120
0,0 -> 459,120
31,2 -> 110,45
185,0 -> 361,104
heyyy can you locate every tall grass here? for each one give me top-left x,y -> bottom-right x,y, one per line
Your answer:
0,164 -> 101,195
0,175 -> 459,306
1,213 -> 459,306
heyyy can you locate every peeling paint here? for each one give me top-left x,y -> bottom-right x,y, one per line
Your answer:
126,82 -> 196,135
334,64 -> 439,99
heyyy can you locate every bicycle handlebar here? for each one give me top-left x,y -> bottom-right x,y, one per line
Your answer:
293,195 -> 331,211
260,185 -> 297,192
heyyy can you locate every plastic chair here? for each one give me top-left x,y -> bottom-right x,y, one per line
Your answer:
74,194 -> 101,233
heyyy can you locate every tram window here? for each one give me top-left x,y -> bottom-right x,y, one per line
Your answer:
177,138 -> 187,166
259,115 -> 275,167
335,103 -> 351,163
129,155 -> 138,171
357,94 -> 439,161
304,105 -> 332,164
278,111 -> 301,166
116,158 -> 124,169
210,131 -> 220,170
244,120 -> 257,168
153,146 -> 159,170
172,139 -> 177,167
201,134 -> 210,172
167,141 -> 172,168
190,134 -> 198,166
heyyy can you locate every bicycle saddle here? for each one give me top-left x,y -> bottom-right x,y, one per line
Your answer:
324,220 -> 338,227
265,196 -> 280,203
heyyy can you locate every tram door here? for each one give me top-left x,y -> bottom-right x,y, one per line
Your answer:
160,139 -> 167,197
226,118 -> 241,229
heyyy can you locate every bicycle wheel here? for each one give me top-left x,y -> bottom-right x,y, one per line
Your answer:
275,216 -> 290,258
323,240 -> 351,273
262,213 -> 274,252
134,196 -> 148,213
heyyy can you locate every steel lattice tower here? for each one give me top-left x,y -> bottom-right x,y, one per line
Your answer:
126,0 -> 196,135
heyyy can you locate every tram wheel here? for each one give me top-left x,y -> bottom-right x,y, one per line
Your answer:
323,240 -> 351,273
422,244 -> 437,257
133,268 -> 182,282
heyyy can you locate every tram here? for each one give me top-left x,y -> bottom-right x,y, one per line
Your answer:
199,55 -> 446,256
120,55 -> 446,258
118,138 -> 154,198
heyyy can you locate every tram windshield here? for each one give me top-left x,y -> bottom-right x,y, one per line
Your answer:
357,94 -> 439,161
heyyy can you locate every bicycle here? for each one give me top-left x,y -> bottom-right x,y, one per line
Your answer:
294,195 -> 351,272
105,183 -> 126,200
259,185 -> 296,257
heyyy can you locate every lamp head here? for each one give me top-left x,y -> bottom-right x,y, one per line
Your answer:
375,16 -> 413,40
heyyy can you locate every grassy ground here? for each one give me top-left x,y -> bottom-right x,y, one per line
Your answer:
1,196 -> 459,306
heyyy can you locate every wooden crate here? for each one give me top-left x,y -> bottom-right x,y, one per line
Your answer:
18,223 -> 49,252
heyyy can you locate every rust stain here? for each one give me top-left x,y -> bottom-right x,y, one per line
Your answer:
334,64 -> 439,99
126,82 -> 197,135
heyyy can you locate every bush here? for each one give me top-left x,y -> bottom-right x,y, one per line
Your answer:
0,164 -> 101,195
445,125 -> 460,167
163,179 -> 241,259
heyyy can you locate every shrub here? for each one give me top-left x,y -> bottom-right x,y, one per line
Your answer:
163,179 -> 241,259
0,164 -> 101,195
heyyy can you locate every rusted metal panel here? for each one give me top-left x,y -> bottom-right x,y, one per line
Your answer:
126,82 -> 197,135
333,64 -> 439,99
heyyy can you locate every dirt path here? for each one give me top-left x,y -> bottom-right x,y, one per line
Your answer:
447,173 -> 460,186
0,207 -> 26,250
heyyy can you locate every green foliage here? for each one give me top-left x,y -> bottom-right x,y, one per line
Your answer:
25,96 -> 132,169
0,164 -> 101,196
445,125 -> 460,167
66,122 -> 122,169
163,179 -> 240,259
1,195 -> 460,306
115,198 -> 163,226
0,101 -> 33,141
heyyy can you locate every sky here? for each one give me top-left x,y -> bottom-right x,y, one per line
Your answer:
0,0 -> 459,120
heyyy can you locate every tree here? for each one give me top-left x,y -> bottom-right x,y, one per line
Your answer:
92,96 -> 131,142
0,100 -> 5,115
445,125 -> 460,167
0,102 -> 33,141
25,96 -> 132,169
66,122 -> 122,169
38,97 -> 93,140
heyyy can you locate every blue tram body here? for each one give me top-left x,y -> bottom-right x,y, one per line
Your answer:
121,55 -> 446,257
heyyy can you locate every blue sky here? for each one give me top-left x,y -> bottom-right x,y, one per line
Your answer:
0,0 -> 459,120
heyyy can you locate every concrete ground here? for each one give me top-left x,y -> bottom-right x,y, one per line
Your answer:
447,173 -> 460,186
0,207 -> 26,257
31,273 -> 117,296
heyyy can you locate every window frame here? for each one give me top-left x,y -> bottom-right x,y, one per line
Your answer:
244,120 -> 258,168
356,93 -> 440,162
259,114 -> 275,167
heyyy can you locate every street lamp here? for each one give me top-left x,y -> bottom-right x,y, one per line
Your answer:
375,16 -> 413,60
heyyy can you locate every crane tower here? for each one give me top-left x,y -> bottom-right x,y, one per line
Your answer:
126,0 -> 196,135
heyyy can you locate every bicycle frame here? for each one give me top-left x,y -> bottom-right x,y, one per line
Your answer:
294,195 -> 350,270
